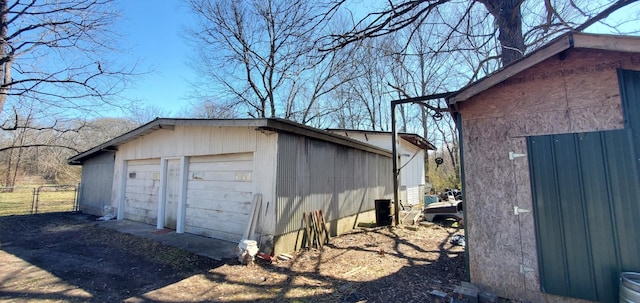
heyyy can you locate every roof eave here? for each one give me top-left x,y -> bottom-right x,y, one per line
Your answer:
67,118 -> 393,165
326,128 -> 435,151
399,134 -> 436,151
447,32 -> 640,107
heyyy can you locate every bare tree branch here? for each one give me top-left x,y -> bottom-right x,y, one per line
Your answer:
0,0 -> 137,117
0,144 -> 79,153
575,0 -> 638,32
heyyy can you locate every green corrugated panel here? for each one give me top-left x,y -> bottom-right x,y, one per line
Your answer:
528,129 -> 640,303
615,69 -> 640,281
553,134 -> 597,299
619,68 -> 640,131
528,135 -> 569,297
577,132 -> 621,302
527,69 -> 640,303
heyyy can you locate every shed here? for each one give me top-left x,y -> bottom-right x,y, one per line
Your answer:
447,32 -> 640,302
326,129 -> 435,206
68,118 -> 393,254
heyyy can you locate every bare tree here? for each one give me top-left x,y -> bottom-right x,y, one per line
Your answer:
285,45 -> 357,126
323,0 -> 638,67
0,0 -> 139,186
330,37 -> 399,131
0,115 -> 139,186
186,0 -> 350,123
0,0 -> 136,123
128,104 -> 172,125
70,117 -> 137,150
2,110 -> 32,187
320,0 -> 638,190
186,99 -> 238,119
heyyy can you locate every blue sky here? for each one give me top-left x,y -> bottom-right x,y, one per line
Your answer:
116,0 -> 195,116
114,1 -> 640,118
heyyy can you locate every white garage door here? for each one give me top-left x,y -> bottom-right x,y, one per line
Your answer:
185,152 -> 254,242
124,159 -> 160,224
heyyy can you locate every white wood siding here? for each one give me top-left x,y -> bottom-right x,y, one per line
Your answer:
400,142 -> 425,205
120,126 -> 258,159
185,153 -> 254,242
111,126 -> 278,242
124,159 -> 160,224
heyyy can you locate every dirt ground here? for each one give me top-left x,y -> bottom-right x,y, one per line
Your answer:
0,212 -> 466,302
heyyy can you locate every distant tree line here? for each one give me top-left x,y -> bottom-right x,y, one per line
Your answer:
1,0 -> 637,189
0,116 -> 137,187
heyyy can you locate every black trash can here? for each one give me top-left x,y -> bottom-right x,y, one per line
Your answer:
375,199 -> 392,226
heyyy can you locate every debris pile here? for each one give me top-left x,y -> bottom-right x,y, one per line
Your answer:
429,281 -> 498,303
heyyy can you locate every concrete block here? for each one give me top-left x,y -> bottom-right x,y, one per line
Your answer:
479,291 -> 498,303
460,281 -> 480,291
428,290 -> 448,303
453,285 -> 478,303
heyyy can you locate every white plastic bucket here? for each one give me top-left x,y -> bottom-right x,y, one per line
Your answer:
238,240 -> 258,253
620,272 -> 640,303
236,239 -> 259,264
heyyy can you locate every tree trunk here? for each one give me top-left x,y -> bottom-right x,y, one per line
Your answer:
0,0 -> 9,114
478,0 -> 526,65
4,148 -> 13,187
422,106 -> 430,187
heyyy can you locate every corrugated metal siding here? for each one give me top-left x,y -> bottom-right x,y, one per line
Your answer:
620,68 -> 640,131
617,68 -> 640,281
528,129 -> 640,303
275,133 -> 392,235
328,131 -> 424,205
78,152 -> 115,216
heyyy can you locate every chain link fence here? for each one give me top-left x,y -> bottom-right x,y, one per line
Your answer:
0,185 -> 78,216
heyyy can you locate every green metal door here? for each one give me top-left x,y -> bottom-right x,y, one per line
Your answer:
528,130 -> 640,302
527,69 -> 640,302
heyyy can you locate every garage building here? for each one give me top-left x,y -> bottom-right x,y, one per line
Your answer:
68,118 -> 393,254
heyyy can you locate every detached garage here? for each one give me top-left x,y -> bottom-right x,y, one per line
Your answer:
69,118 -> 393,254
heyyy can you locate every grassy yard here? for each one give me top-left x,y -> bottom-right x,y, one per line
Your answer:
0,186 -> 77,216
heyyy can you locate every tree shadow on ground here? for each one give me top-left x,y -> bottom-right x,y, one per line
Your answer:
0,212 -> 223,302
0,213 -> 466,303
197,223 -> 466,303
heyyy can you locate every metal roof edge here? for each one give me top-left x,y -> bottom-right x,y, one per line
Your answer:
264,119 -> 392,156
448,33 -> 574,105
399,133 -> 437,151
68,118 -> 273,164
68,118 -> 392,165
572,32 -> 640,52
68,117 -> 162,165
326,128 -> 435,151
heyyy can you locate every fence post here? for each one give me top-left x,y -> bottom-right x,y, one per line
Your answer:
35,186 -> 41,214
74,184 -> 79,212
30,187 -> 36,214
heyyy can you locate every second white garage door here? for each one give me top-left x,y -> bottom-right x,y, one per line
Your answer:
185,152 -> 254,242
